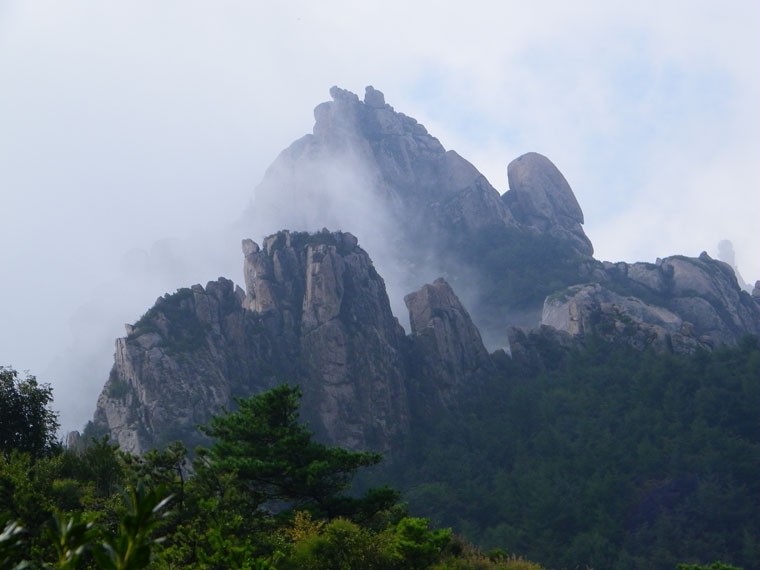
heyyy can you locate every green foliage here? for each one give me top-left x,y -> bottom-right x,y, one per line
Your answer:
0,367 -> 59,459
129,288 -> 209,354
456,225 -> 591,312
45,511 -> 95,569
4,349 -> 757,569
284,513 -> 497,570
676,562 -> 742,570
287,517 -> 391,570
0,520 -> 29,570
199,384 -> 397,520
388,517 -> 452,570
1,475 -> 170,569
94,482 -> 172,570
384,337 -> 760,570
0,380 -> 560,570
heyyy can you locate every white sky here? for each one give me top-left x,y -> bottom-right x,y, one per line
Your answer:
1,1 -> 758,433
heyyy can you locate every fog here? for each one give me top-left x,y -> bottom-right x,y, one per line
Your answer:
1,1 -> 758,434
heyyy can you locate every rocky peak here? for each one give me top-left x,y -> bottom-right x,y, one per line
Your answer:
541,283 -> 708,353
93,230 -> 414,454
658,252 -> 760,346
250,86 -> 513,254
91,227 -> 505,454
503,152 -> 593,256
241,229 -> 410,451
363,85 -> 386,108
539,250 -> 760,354
242,229 -> 397,335
405,278 -> 493,406
248,87 -> 605,347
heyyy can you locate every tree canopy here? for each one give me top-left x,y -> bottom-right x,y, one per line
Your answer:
199,384 -> 398,521
0,367 -> 59,458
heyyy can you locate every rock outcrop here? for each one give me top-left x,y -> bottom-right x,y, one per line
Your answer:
250,86 -> 513,252
504,152 -> 593,257
600,253 -> 760,347
241,230 -> 410,452
536,252 -> 760,354
404,278 -> 494,407
248,87 -> 596,347
541,283 -> 707,354
89,85 -> 760,456
92,231 -> 493,454
93,278 -> 281,453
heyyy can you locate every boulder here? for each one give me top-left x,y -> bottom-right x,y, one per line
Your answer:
504,152 -> 593,256
405,278 -> 493,407
541,283 -> 709,354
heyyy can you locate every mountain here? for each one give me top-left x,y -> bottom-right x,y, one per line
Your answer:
246,86 -> 599,343
87,86 -> 760,455
91,229 -> 490,454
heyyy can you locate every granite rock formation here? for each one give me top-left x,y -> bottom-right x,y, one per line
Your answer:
404,278 -> 494,408
241,230 -> 409,452
504,152 -> 593,257
92,231 -> 490,454
516,251 -> 760,355
88,85 -> 760,455
248,86 -> 596,347
249,85 -> 513,263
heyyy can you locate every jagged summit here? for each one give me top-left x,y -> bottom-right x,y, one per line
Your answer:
88,85 -> 760,456
252,85 -> 511,243
91,229 -> 491,454
249,86 -> 596,346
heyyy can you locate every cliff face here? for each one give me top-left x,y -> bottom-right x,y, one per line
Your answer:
253,86 -> 514,244
522,251 -> 760,356
90,85 -> 760,454
93,278 -> 285,453
249,87 -> 596,346
404,278 -> 494,408
93,231 -> 489,454
240,230 -> 410,452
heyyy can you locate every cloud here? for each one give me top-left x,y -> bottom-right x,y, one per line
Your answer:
0,0 -> 757,432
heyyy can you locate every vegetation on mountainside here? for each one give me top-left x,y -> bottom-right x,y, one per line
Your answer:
2,336 -> 756,569
458,226 -> 592,312
0,379 -> 541,569
0,367 -> 59,459
129,288 -> 210,353
372,336 -> 760,570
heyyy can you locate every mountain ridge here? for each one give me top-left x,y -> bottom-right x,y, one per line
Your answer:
86,86 -> 760,454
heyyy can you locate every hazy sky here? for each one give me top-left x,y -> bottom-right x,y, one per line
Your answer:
1,1 -> 758,433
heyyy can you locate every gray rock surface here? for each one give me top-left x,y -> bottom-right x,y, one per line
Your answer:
247,86 -> 596,346
504,152 -> 593,256
92,231 -> 492,454
539,251 -> 760,353
243,230 -> 410,452
89,86 -> 760,457
93,277 -> 282,454
404,278 -> 493,406
541,283 -> 707,353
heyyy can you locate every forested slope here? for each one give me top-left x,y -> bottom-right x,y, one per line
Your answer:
372,337 -> 760,569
